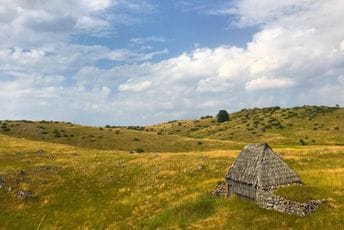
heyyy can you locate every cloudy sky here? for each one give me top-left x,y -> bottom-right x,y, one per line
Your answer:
0,0 -> 343,125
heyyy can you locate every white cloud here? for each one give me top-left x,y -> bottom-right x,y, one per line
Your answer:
119,80 -> 152,92
245,77 -> 296,91
0,0 -> 344,125
130,36 -> 167,45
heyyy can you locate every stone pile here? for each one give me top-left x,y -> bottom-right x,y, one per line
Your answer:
211,182 -> 227,197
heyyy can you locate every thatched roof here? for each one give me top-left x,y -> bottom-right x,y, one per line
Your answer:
226,143 -> 302,189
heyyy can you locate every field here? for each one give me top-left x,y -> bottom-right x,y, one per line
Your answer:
0,106 -> 344,229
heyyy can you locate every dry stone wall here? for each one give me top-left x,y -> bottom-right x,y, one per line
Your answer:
256,190 -> 322,216
212,182 -> 323,216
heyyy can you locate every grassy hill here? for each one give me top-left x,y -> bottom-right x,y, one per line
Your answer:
0,105 -> 344,228
148,106 -> 344,146
0,106 -> 342,154
0,120 -> 241,153
0,134 -> 343,229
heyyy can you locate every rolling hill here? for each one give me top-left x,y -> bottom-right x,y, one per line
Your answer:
148,105 -> 344,146
0,106 -> 344,228
0,106 -> 343,154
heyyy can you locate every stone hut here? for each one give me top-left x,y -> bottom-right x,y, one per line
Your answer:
222,143 -> 322,216
225,143 -> 302,199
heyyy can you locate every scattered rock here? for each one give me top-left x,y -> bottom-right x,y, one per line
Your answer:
16,190 -> 33,200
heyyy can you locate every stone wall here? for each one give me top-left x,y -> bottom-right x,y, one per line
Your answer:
256,190 -> 322,216
212,182 -> 323,216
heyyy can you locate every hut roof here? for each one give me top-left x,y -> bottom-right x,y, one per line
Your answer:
226,143 -> 302,189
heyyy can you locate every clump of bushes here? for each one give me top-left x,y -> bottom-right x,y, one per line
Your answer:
200,115 -> 213,119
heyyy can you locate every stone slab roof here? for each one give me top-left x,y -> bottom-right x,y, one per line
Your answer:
226,143 -> 302,189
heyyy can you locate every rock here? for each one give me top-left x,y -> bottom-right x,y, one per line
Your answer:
16,190 -> 33,200
211,182 -> 227,197
36,149 -> 47,155
0,177 -> 5,188
18,170 -> 26,177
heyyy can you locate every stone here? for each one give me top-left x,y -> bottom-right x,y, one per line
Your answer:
16,190 -> 33,200
0,177 -> 5,188
18,170 -> 26,176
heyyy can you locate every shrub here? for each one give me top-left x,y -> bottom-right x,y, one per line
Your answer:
135,148 -> 144,153
216,110 -> 230,123
133,138 -> 140,141
299,139 -> 306,145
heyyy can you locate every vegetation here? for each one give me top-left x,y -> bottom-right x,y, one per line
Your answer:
216,110 -> 230,123
148,106 -> 344,146
0,121 -> 240,153
0,105 -> 343,228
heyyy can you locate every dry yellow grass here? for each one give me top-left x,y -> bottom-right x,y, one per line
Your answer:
0,133 -> 344,229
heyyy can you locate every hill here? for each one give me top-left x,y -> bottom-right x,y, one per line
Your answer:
0,120 -> 240,153
0,106 -> 342,154
147,106 -> 344,146
0,134 -> 343,228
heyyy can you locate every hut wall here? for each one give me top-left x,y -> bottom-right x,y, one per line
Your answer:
227,179 -> 256,199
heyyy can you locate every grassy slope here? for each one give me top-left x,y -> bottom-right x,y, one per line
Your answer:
148,106 -> 344,146
0,106 -> 344,228
0,134 -> 344,229
0,120 -> 241,153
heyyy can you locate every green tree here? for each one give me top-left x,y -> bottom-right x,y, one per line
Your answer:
216,110 -> 230,123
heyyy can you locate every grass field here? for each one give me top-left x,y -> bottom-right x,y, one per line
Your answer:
0,134 -> 343,229
0,106 -> 344,229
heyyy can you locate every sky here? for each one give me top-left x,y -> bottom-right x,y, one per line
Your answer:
0,0 -> 343,125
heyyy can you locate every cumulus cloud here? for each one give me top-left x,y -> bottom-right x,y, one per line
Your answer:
245,77 -> 296,91
0,0 -> 343,125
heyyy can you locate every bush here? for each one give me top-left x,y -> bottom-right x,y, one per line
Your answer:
135,148 -> 144,153
299,139 -> 306,145
216,110 -> 230,123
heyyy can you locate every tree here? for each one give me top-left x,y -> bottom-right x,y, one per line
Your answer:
216,110 -> 230,123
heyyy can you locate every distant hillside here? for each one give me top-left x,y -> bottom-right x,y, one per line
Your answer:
147,106 -> 344,146
0,120 -> 240,153
0,106 -> 342,151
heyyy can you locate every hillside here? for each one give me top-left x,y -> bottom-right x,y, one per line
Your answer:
0,106 -> 344,228
0,106 -> 342,154
0,120 -> 241,153
0,134 -> 343,228
147,106 -> 344,146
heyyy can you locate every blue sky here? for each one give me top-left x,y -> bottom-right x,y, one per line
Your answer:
0,0 -> 343,125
